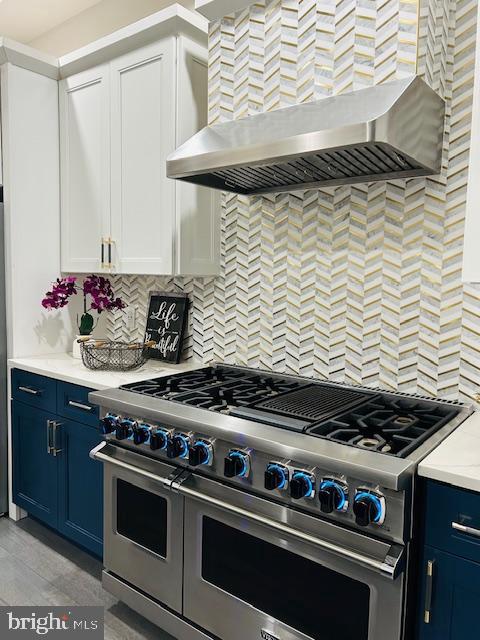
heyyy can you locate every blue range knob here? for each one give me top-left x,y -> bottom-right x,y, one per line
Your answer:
150,429 -> 169,451
224,451 -> 250,478
101,414 -> 119,434
318,480 -> 348,514
290,471 -> 315,499
167,433 -> 190,459
264,464 -> 288,491
189,440 -> 213,466
115,418 -> 136,440
133,424 -> 150,445
353,491 -> 385,526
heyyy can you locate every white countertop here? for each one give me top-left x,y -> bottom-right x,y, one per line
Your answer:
8,352 -> 203,390
419,411 -> 480,492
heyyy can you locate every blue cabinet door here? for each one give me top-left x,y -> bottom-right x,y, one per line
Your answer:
57,419 -> 103,557
418,545 -> 480,639
12,401 -> 58,528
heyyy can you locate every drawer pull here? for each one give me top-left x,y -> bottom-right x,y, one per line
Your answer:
52,421 -> 63,457
18,385 -> 41,396
424,559 -> 435,624
68,400 -> 94,412
452,521 -> 480,538
46,420 -> 54,454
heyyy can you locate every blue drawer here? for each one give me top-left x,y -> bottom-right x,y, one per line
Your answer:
425,480 -> 480,564
11,369 -> 56,413
56,381 -> 99,428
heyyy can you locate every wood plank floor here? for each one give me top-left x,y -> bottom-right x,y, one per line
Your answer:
0,516 -> 175,640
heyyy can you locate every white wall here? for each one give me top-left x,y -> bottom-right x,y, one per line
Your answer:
1,62 -> 80,358
29,0 -> 194,56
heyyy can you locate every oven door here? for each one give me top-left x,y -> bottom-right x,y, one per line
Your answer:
179,473 -> 406,640
92,442 -> 184,613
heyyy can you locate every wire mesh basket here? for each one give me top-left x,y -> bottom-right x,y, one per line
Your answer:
79,338 -> 154,371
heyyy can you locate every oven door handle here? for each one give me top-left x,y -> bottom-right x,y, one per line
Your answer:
176,481 -> 404,580
90,441 -> 174,490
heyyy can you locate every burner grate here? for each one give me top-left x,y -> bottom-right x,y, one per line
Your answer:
307,396 -> 460,457
255,385 -> 372,422
120,366 -> 248,398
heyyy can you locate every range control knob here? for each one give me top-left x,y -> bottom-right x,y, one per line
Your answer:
150,429 -> 170,451
353,491 -> 386,527
264,464 -> 289,491
290,471 -> 315,500
318,479 -> 348,514
224,450 -> 250,478
115,418 -> 136,441
101,414 -> 119,434
133,424 -> 150,445
189,440 -> 213,467
167,433 -> 190,459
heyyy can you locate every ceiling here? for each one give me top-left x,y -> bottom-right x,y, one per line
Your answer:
0,0 -> 104,44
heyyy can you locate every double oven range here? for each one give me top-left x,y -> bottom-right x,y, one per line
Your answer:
89,365 -> 470,640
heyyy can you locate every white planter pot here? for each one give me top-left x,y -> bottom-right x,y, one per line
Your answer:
73,335 -> 90,359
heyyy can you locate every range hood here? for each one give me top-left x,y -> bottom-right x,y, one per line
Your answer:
167,76 -> 445,195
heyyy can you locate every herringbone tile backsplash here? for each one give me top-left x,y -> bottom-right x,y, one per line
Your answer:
104,0 -> 480,403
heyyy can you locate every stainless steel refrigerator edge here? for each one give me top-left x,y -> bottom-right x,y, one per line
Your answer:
0,187 -> 7,515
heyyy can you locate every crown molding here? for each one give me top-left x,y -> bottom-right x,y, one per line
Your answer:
0,37 -> 58,79
58,4 -> 208,78
0,5 -> 208,81
195,0 -> 253,21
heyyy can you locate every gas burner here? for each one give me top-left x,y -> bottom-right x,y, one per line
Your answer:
392,415 -> 416,427
357,436 -> 384,450
308,396 -> 460,457
178,383 -> 257,413
121,366 -> 247,399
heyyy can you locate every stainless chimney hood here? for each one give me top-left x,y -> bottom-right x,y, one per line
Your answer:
167,76 -> 444,195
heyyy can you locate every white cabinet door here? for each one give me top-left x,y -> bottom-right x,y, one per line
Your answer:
60,65 -> 110,273
175,36 -> 220,276
110,40 -> 176,275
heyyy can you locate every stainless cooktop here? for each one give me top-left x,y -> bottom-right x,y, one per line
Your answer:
120,366 -> 460,459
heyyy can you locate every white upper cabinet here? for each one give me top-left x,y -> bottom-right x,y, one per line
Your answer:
175,36 -> 219,276
110,40 -> 176,275
59,34 -> 219,276
60,65 -> 110,273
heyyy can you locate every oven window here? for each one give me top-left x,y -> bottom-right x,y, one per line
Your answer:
116,479 -> 167,557
202,517 -> 370,640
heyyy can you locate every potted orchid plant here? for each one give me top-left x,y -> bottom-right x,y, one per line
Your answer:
42,275 -> 126,357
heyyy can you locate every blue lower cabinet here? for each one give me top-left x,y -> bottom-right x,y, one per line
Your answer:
57,420 -> 103,557
418,545 -> 480,639
12,372 -> 103,557
12,402 -> 58,528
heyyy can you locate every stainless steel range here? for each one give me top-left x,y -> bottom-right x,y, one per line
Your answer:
88,365 -> 471,640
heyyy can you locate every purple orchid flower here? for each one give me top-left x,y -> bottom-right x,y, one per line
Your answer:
42,274 -> 126,335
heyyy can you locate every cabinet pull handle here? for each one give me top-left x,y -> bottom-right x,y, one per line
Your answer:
46,420 -> 54,454
68,400 -> 93,412
424,559 -> 435,624
101,240 -> 105,267
51,421 -> 63,457
107,239 -> 112,267
19,385 -> 41,396
452,521 -> 480,538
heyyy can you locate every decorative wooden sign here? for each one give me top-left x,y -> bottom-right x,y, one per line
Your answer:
144,291 -> 188,363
